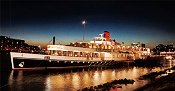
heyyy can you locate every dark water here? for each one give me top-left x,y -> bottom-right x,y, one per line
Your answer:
1,59 -> 175,91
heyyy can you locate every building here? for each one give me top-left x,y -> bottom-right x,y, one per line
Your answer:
0,36 -> 25,51
152,44 -> 175,55
0,36 -> 41,53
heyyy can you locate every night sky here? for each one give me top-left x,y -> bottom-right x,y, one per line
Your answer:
1,0 -> 175,48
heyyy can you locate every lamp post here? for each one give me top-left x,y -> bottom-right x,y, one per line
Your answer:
82,20 -> 86,41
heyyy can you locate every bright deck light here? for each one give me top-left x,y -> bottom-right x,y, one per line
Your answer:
82,20 -> 86,24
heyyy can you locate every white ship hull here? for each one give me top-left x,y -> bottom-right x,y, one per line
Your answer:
10,52 -> 129,70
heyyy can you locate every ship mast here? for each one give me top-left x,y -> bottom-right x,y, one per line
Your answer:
53,36 -> 55,45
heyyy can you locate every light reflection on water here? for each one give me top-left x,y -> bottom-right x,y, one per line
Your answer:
7,60 -> 175,91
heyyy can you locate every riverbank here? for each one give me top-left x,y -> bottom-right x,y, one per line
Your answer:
135,68 -> 175,91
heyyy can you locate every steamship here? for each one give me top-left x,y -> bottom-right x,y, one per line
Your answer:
10,31 -> 150,70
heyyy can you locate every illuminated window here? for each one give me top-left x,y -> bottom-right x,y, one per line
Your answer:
58,51 -> 62,56
74,52 -> 79,57
68,51 -> 73,56
63,51 -> 67,56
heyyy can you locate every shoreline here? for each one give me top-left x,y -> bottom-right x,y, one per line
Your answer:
135,70 -> 175,91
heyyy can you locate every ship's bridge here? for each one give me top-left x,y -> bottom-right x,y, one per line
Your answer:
90,33 -> 115,45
